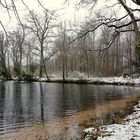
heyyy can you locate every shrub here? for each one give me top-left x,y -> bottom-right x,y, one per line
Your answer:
0,68 -> 12,79
20,72 -> 34,81
69,71 -> 87,79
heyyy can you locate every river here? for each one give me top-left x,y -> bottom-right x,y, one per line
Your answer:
0,81 -> 139,137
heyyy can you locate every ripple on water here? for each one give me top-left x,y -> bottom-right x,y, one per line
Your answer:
0,81 -> 139,136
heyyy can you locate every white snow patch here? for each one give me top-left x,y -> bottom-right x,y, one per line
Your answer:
33,74 -> 140,85
84,127 -> 97,134
83,100 -> 140,140
68,71 -> 87,79
89,76 -> 140,85
39,77 -> 48,81
96,100 -> 140,140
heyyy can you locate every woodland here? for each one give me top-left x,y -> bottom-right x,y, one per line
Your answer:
0,0 -> 140,80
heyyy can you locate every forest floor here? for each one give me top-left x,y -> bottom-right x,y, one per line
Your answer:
0,95 -> 140,140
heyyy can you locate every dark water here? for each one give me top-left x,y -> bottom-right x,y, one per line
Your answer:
0,81 -> 139,136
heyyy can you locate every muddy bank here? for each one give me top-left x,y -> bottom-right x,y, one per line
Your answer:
0,95 -> 139,140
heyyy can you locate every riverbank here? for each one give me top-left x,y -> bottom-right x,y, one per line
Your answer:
43,76 -> 140,85
0,95 -> 139,140
84,97 -> 140,140
8,76 -> 140,86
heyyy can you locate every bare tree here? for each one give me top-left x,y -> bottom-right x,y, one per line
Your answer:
8,27 -> 25,78
55,23 -> 69,80
70,0 -> 140,72
0,32 -> 11,79
23,37 -> 37,74
25,10 -> 56,79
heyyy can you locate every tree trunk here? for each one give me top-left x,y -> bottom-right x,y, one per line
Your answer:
119,0 -> 140,72
39,44 -> 44,78
135,31 -> 140,66
85,50 -> 89,78
43,61 -> 49,80
62,56 -> 65,81
19,44 -> 22,76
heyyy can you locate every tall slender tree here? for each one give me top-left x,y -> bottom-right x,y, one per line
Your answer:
25,10 -> 56,79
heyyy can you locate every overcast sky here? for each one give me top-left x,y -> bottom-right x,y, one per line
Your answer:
0,0 -> 90,31
0,0 -> 138,31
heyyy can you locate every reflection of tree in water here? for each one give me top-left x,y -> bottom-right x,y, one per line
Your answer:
21,82 -> 36,122
40,83 -> 44,123
62,84 -> 81,116
37,83 -> 129,122
61,84 -> 82,140
0,81 -> 137,137
0,82 -> 5,129
13,82 -> 24,123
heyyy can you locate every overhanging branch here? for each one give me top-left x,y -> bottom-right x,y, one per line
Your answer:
81,31 -> 119,52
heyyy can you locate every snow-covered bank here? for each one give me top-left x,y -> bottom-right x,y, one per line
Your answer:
9,71 -> 140,85
89,76 -> 140,85
37,76 -> 140,85
84,100 -> 140,140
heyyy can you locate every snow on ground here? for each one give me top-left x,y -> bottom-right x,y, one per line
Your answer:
38,76 -> 140,85
88,76 -> 140,85
10,71 -> 140,85
84,101 -> 140,140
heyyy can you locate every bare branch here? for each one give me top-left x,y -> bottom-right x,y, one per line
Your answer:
70,18 -> 140,44
132,0 -> 140,5
36,0 -> 50,13
0,20 -> 9,42
43,49 -> 58,61
81,31 -> 119,52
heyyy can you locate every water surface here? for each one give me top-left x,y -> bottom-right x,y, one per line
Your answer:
0,81 -> 139,136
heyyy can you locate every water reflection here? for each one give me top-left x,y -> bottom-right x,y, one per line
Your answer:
0,81 -> 138,135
